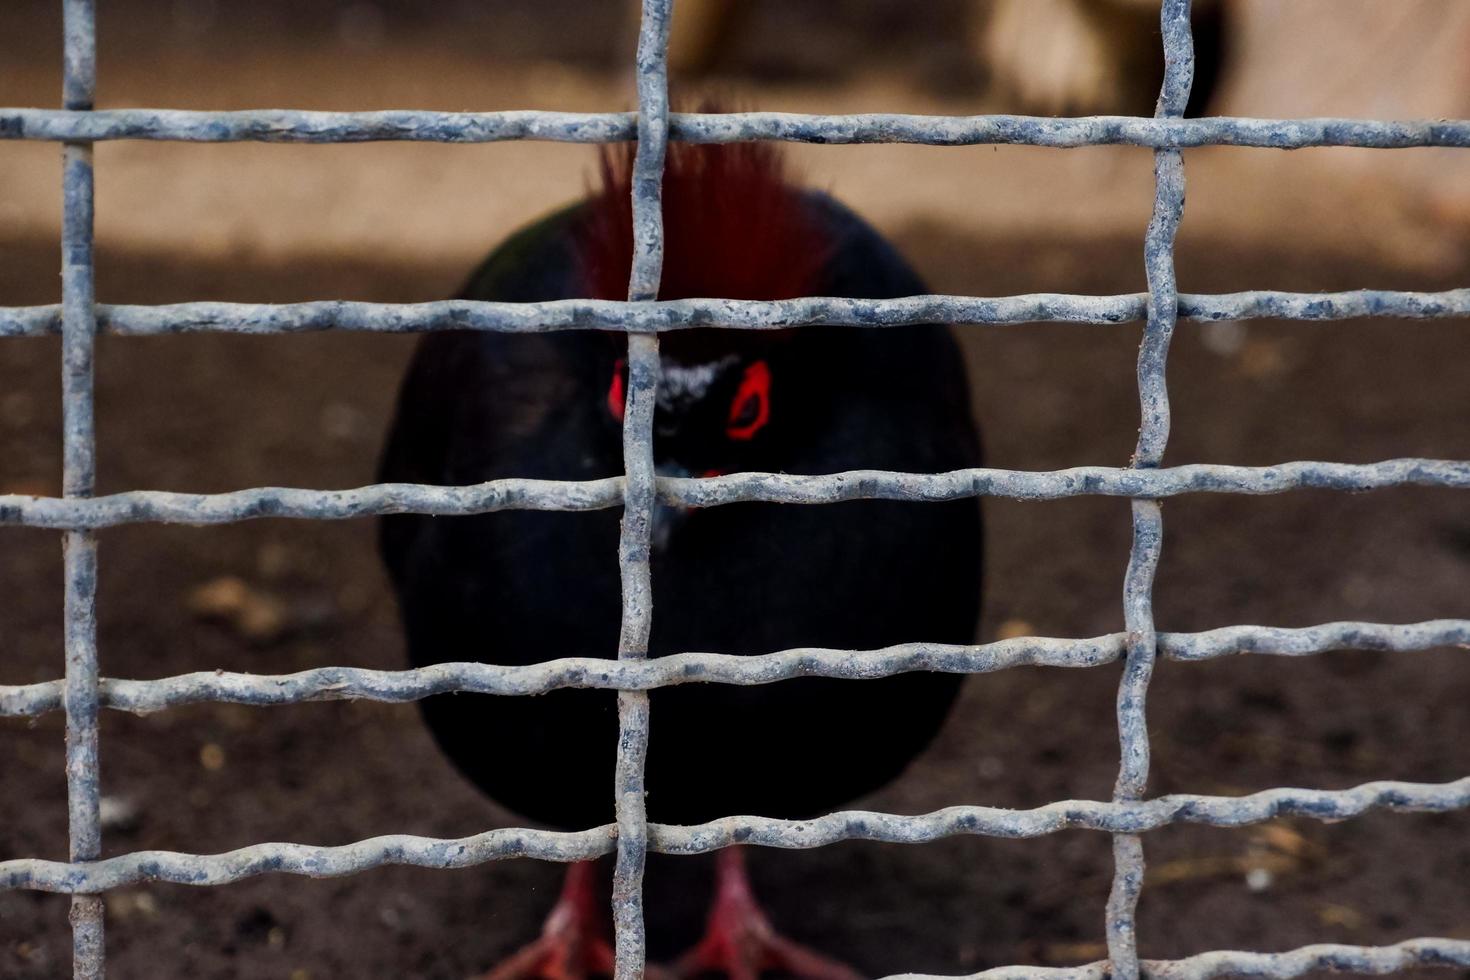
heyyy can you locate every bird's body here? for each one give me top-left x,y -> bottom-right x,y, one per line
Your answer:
379,141 -> 982,975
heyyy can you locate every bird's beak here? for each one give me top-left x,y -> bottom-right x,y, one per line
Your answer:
651,462 -> 694,552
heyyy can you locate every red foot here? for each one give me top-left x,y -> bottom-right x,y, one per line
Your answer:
476,862 -> 617,980
670,849 -> 863,980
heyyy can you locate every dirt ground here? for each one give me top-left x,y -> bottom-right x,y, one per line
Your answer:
3,3 -> 1470,979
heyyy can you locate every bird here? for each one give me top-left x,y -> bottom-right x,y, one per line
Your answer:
378,137 -> 983,979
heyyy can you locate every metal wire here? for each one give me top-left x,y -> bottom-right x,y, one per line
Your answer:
6,106 -> 1470,149
1107,4 -> 1193,974
2,459 -> 1469,530
4,773 -> 1469,893
4,289 -> 1470,337
3,0 -> 1468,977
58,0 -> 104,976
2,619 -> 1467,718
609,3 -> 672,974
893,939 -> 1470,980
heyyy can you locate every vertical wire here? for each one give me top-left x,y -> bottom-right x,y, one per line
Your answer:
1105,2 -> 1193,978
60,0 -> 103,977
612,0 -> 671,976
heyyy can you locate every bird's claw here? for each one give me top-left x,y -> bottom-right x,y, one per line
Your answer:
473,930 -> 615,980
473,862 -> 615,980
666,849 -> 863,980
667,930 -> 863,980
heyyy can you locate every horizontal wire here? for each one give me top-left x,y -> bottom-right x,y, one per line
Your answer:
0,478 -> 625,527
3,108 -> 1469,149
2,620 -> 1465,718
2,460 -> 1467,530
2,290 -> 1469,337
2,775 -> 1465,893
887,937 -> 1470,980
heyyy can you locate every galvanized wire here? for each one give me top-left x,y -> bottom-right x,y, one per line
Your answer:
58,0 -> 104,976
3,620 -> 1466,719
4,289 -> 1470,337
893,938 -> 1470,980
5,774 -> 1467,893
3,0 -> 1469,977
3,459 -> 1468,530
1106,4 -> 1192,975
5,106 -> 1470,149
608,2 -> 672,975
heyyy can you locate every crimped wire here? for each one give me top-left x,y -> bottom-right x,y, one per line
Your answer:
4,107 -> 1470,149
4,619 -> 1467,718
1107,2 -> 1194,976
3,459 -> 1469,530
3,776 -> 1466,893
4,290 -> 1469,337
888,938 -> 1470,980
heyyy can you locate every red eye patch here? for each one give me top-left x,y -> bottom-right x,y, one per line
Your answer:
607,358 -> 626,422
726,360 -> 771,441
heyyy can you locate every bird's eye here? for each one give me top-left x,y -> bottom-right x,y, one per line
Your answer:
726,360 -> 771,441
607,358 -> 626,422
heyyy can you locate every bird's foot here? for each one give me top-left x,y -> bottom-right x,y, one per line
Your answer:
474,861 -> 616,980
669,849 -> 862,980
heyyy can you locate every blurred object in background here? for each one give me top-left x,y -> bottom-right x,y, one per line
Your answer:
1220,0 -> 1470,119
1216,0 -> 1470,233
665,0 -> 736,75
978,0 -> 1226,116
621,0 -> 980,86
657,0 -> 1228,116
1,0 -> 1464,291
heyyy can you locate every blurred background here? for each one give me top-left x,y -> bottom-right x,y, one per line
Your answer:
2,1 -> 1468,977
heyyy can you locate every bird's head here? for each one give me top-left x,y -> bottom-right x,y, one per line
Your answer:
602,342 -> 777,479
603,338 -> 798,551
577,134 -> 832,484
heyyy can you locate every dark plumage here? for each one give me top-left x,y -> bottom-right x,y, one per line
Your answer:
378,143 -> 982,832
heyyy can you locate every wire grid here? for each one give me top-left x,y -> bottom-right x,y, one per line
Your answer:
2,0 -> 1470,976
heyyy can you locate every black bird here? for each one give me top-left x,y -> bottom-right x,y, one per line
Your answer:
379,141 -> 983,978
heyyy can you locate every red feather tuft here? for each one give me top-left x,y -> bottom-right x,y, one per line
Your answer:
576,140 -> 830,303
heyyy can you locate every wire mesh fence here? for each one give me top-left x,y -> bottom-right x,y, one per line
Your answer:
1,0 -> 1469,976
